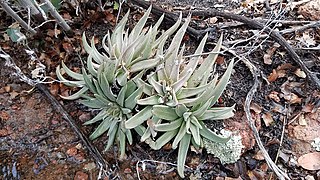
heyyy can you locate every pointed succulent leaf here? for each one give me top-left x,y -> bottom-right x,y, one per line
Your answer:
82,67 -> 97,94
105,122 -> 119,150
165,15 -> 191,75
175,104 -> 189,117
135,125 -> 146,137
169,44 -> 185,82
153,129 -> 178,150
181,33 -> 208,78
192,97 -> 214,117
188,34 -> 223,87
80,98 -> 106,108
89,117 -> 112,140
188,76 -> 218,107
134,78 -> 153,96
172,121 -> 187,149
124,86 -> 143,109
128,6 -> 152,42
56,66 -> 85,87
90,37 -> 105,64
176,83 -> 209,99
137,95 -> 162,105
152,105 -> 179,121
210,59 -> 234,105
95,94 -> 112,105
148,74 -> 163,95
199,121 -> 230,143
198,105 -> 235,120
83,111 -> 109,125
82,32 -> 92,53
154,118 -> 183,132
172,67 -> 193,92
118,129 -> 126,158
190,115 -> 203,130
125,106 -> 153,129
99,72 -> 116,101
130,56 -> 162,73
87,54 -> 98,77
59,87 -> 88,100
177,134 -> 191,178
102,34 -> 110,55
189,124 -> 201,146
116,68 -> 128,86
61,61 -> 84,80
116,85 -> 127,107
153,13 -> 182,48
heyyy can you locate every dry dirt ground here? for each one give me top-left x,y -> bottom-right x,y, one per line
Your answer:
1,0 -> 320,179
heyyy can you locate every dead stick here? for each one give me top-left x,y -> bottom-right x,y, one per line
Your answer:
36,84 -> 108,171
244,68 -> 289,180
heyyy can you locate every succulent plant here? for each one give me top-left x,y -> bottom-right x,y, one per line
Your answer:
124,13 -> 235,178
56,6 -> 235,177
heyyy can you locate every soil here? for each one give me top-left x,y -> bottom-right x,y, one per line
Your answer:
1,0 -> 320,179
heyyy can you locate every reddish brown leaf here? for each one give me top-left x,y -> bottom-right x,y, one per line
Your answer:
262,112 -> 274,127
298,152 -> 320,170
267,69 -> 278,82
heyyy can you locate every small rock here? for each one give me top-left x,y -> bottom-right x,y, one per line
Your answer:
74,171 -> 88,180
0,129 -> 9,137
66,147 -> 78,157
83,162 -> 96,171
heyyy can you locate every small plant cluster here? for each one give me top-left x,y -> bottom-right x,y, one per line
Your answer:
57,7 -> 235,177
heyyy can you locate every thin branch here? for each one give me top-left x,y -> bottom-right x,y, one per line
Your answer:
0,0 -> 37,34
40,0 -> 71,31
243,66 -> 290,180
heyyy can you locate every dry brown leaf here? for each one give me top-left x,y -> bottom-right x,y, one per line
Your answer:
262,112 -> 274,127
298,152 -> 320,170
253,150 -> 265,160
298,0 -> 320,20
267,69 -> 278,82
276,63 -> 294,70
268,91 -> 280,102
62,42 -> 73,54
208,17 -> 218,24
294,68 -> 307,78
250,102 -> 262,114
263,43 -> 280,64
283,93 -> 302,104
297,32 -> 316,47
298,114 -> 307,126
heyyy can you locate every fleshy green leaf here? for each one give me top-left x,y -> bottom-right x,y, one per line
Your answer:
176,83 -> 209,99
125,106 -> 153,129
116,85 -> 127,107
137,95 -> 162,105
83,110 -> 109,125
152,105 -> 179,121
105,122 -> 119,150
188,34 -> 223,87
210,59 -> 234,106
152,129 -> 178,150
172,121 -> 187,149
89,117 -> 112,140
59,87 -> 88,100
175,104 -> 189,117
198,105 -> 235,120
61,61 -> 84,80
177,134 -> 191,178
199,122 -> 230,143
154,118 -> 183,132
124,86 -> 143,109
